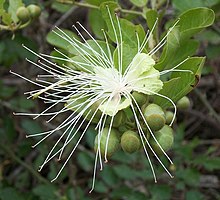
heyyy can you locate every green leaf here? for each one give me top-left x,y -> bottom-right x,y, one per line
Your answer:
197,30 -> 220,45
32,184 -> 58,200
176,168 -> 200,187
8,0 -> 23,23
21,119 -> 42,134
113,43 -> 137,73
50,49 -> 67,66
86,0 -> 116,6
85,126 -> 96,148
178,7 -> 215,40
51,1 -> 71,13
206,44 -> 220,59
194,157 -> 220,171
146,9 -> 158,29
172,0 -> 219,12
186,190 -> 204,200
129,0 -> 148,7
46,29 -> 79,50
0,33 -> 38,67
127,191 -> 147,200
67,39 -> 115,57
10,97 -> 35,110
0,187 -> 25,200
113,165 -> 138,180
94,180 -> 108,193
101,165 -> 119,187
0,84 -> 17,98
154,57 -> 205,108
88,9 -> 106,39
100,2 -> 145,48
77,152 -> 93,172
3,116 -> 16,142
0,0 -> 13,25
110,186 -> 133,198
155,27 -> 199,71
150,185 -> 172,200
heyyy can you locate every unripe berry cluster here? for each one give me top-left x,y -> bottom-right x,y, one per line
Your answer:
16,4 -> 41,23
93,94 -> 190,158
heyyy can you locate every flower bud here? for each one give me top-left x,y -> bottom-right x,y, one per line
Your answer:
121,130 -> 141,154
144,103 -> 165,131
165,111 -> 174,125
132,91 -> 148,106
149,125 -> 174,155
94,128 -> 120,158
105,111 -> 125,128
27,4 -> 41,18
177,96 -> 190,110
16,7 -> 30,23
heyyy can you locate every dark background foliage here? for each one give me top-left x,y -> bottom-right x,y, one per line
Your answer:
0,0 -> 220,199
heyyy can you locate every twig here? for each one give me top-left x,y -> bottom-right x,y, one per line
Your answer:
53,6 -> 77,28
56,0 -> 143,16
194,88 -> 220,122
181,110 -> 220,131
0,143 -> 49,184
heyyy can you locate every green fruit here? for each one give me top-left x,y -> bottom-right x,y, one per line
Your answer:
121,130 -> 141,153
165,111 -> 174,125
144,103 -> 165,131
94,128 -> 120,158
106,111 -> 125,128
132,91 -> 148,105
149,125 -> 174,155
177,96 -> 190,110
27,4 -> 41,18
16,7 -> 30,23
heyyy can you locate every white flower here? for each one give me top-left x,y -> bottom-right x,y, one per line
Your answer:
11,5 -> 191,192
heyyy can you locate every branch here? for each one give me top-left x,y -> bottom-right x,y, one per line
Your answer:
56,0 -> 143,16
0,143 -> 49,184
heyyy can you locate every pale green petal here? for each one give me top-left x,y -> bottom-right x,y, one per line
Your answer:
133,67 -> 163,95
99,97 -> 131,116
125,53 -> 155,81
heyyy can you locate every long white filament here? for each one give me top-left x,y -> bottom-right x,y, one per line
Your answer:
11,4 -> 187,192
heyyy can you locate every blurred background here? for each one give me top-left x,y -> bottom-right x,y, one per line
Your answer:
0,0 -> 220,199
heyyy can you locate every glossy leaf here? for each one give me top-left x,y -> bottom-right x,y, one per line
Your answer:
86,0 -> 116,6
154,57 -> 205,108
8,0 -> 23,23
129,0 -> 148,7
178,7 -> 215,40
67,39 -> 115,57
46,29 -> 79,50
146,9 -> 158,34
155,37 -> 199,71
0,0 -> 12,25
113,43 -> 137,73
0,187 -> 25,200
88,9 -> 106,39
172,0 -> 219,12
100,2 -> 145,48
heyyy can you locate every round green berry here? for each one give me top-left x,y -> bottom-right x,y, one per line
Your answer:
177,96 -> 190,110
144,103 -> 165,131
149,125 -> 174,155
16,7 -> 30,23
132,91 -> 148,106
121,130 -> 141,154
94,128 -> 120,158
165,111 -> 174,125
27,4 -> 41,18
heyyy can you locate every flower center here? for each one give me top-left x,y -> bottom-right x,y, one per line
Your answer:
95,67 -> 131,95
